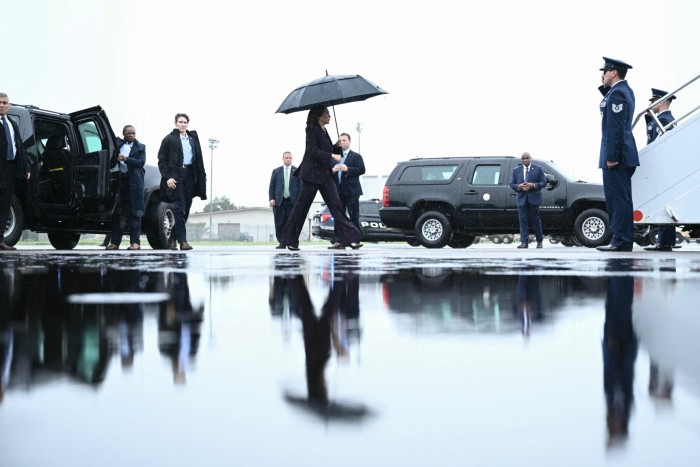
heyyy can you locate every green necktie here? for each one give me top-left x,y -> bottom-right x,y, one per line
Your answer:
284,166 -> 290,198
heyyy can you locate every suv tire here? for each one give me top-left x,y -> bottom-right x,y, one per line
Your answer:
3,195 -> 24,247
146,200 -> 175,249
448,234 -> 476,248
415,211 -> 452,248
574,208 -> 611,247
48,233 -> 80,250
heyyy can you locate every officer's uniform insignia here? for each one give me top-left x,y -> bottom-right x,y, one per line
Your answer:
612,103 -> 624,113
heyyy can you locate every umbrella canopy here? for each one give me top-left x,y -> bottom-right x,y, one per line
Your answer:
275,74 -> 388,114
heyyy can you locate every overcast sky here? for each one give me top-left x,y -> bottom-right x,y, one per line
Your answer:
5,0 -> 700,211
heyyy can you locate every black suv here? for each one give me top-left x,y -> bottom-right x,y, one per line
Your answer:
312,199 -> 417,244
5,104 -> 173,249
379,157 -> 610,248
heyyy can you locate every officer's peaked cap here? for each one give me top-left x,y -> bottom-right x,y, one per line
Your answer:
599,57 -> 633,71
649,88 -> 676,101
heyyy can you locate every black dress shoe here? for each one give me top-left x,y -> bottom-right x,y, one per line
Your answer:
275,244 -> 286,249
517,243 -> 528,249
167,239 -> 178,250
287,245 -> 300,251
536,242 -> 543,249
349,243 -> 363,250
644,244 -> 672,252
596,245 -> 633,252
328,242 -> 345,250
0,243 -> 17,251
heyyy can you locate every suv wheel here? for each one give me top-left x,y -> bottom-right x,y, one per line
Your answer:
574,208 -> 611,247
3,195 -> 24,247
48,233 -> 80,250
448,234 -> 476,249
415,211 -> 452,248
146,201 -> 175,249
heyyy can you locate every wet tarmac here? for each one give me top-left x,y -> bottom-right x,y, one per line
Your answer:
1,243 -> 700,466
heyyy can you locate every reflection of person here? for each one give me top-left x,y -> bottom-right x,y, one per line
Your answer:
602,261 -> 637,444
514,275 -> 543,335
331,133 -> 365,246
107,125 -> 146,251
288,274 -> 344,402
596,58 -> 639,252
269,151 -> 299,248
158,272 -> 202,384
0,92 -> 31,251
281,106 -> 362,251
509,152 -> 546,249
157,113 -> 207,251
644,89 -> 677,252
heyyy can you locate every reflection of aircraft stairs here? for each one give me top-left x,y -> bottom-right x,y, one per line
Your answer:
632,74 -> 700,236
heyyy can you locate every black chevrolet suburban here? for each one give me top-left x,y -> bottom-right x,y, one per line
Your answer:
379,157 -> 610,248
5,104 -> 173,249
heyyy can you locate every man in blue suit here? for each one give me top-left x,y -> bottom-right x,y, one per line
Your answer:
596,57 -> 639,252
510,152 -> 546,248
331,133 -> 365,247
269,151 -> 299,248
644,88 -> 677,252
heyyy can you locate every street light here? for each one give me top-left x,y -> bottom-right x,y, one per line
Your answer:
208,138 -> 219,241
355,122 -> 363,153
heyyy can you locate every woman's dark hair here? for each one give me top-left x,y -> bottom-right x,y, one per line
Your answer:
306,106 -> 327,126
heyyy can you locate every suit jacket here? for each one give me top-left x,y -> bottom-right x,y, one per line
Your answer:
296,124 -> 339,185
269,164 -> 299,206
510,164 -> 546,206
116,138 -> 146,215
0,116 -> 30,189
334,150 -> 365,198
599,80 -> 639,169
157,129 -> 207,201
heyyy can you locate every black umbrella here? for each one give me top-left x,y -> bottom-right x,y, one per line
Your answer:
276,72 -> 388,135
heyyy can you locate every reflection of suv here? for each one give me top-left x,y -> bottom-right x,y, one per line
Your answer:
5,104 -> 173,249
380,157 -> 610,248
312,199 -> 417,244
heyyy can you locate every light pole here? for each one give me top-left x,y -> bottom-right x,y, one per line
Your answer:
355,122 -> 363,153
208,138 -> 219,241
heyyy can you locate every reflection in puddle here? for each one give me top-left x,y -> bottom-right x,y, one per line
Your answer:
2,254 -> 700,464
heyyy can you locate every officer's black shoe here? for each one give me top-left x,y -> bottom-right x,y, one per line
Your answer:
275,244 -> 286,249
517,243 -> 528,249
536,242 -> 543,249
644,244 -> 673,252
596,244 -> 633,252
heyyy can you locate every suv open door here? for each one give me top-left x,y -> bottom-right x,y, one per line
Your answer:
69,106 -> 116,204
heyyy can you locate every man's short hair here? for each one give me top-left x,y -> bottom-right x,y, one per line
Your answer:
174,113 -> 190,123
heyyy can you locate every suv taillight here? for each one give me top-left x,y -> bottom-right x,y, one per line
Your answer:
382,186 -> 390,207
321,214 -> 333,223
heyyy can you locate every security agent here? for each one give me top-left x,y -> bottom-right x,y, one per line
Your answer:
596,57 -> 640,253
644,88 -> 677,252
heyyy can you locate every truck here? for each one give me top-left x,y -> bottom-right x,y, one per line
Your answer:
379,156 -> 610,248
5,103 -> 173,249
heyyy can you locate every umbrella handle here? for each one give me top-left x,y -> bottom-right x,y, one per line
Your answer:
331,105 -> 339,139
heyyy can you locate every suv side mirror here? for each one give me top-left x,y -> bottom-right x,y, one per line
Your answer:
546,173 -> 559,189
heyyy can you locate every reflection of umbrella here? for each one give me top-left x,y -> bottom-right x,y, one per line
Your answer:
276,72 -> 388,135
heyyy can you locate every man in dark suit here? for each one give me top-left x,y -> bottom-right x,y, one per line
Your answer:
269,151 -> 299,249
157,113 -> 207,251
596,57 -> 639,252
0,93 -> 31,251
510,152 -> 546,248
644,88 -> 677,252
332,133 -> 366,242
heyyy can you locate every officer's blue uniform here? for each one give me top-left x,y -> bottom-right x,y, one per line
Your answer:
646,88 -> 677,248
599,58 -> 639,249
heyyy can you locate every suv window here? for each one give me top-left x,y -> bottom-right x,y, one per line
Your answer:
471,164 -> 501,185
76,120 -> 104,153
398,164 -> 458,183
